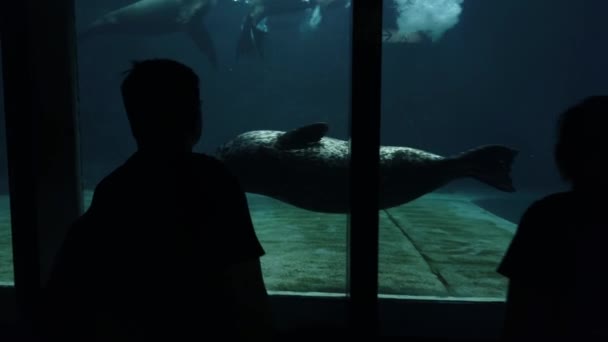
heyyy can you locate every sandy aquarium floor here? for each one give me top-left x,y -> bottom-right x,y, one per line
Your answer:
0,195 -> 12,286
0,190 -> 541,300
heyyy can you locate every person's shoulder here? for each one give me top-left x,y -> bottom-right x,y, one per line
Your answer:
525,191 -> 572,214
191,153 -> 224,166
191,153 -> 232,174
191,153 -> 242,184
518,191 -> 573,226
537,191 -> 572,204
94,169 -> 121,191
497,192 -> 572,278
95,155 -> 138,188
87,157 -> 139,208
59,210 -> 98,254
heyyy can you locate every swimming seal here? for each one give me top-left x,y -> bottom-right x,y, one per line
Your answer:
216,122 -> 518,213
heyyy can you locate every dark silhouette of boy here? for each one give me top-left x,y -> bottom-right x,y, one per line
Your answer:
498,96 -> 608,339
41,59 -> 273,341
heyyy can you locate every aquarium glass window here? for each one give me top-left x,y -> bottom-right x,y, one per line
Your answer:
378,0 -> 601,300
76,0 -> 353,294
0,45 -> 14,285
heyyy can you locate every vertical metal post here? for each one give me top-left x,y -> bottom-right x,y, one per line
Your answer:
26,0 -> 82,286
1,0 -> 42,326
1,0 -> 81,330
347,0 -> 383,337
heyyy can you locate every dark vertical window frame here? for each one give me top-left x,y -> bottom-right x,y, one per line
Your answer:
347,0 -> 383,337
1,0 -> 42,324
1,0 -> 82,328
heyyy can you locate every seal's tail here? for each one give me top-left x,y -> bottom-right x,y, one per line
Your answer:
457,145 -> 518,192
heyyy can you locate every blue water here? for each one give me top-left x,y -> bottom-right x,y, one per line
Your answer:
1,0 -> 607,297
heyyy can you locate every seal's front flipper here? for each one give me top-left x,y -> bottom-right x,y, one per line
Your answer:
276,122 -> 329,150
237,15 -> 267,60
188,24 -> 218,69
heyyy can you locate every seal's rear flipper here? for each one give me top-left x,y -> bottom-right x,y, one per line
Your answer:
458,145 -> 518,192
188,24 -> 218,69
276,122 -> 329,150
237,15 -> 267,60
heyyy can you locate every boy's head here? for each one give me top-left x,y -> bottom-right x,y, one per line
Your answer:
121,59 -> 202,151
555,95 -> 608,190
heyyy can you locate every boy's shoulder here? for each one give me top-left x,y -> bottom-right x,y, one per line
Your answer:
518,191 -> 575,227
93,152 -> 237,194
191,152 -> 223,166
525,191 -> 573,214
190,153 -> 232,175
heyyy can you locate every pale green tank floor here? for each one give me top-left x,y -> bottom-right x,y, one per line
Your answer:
248,192 -> 517,299
0,191 -> 531,299
0,195 -> 11,286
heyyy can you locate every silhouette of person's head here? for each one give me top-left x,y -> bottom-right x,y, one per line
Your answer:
121,59 -> 202,152
555,96 -> 608,192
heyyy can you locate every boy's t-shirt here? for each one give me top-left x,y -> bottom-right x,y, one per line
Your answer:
44,151 -> 265,339
497,191 -> 607,337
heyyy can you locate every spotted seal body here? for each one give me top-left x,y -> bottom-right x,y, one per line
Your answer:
79,0 -> 219,67
216,123 -> 518,213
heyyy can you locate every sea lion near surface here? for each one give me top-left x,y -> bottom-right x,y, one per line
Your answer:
79,0 -> 219,68
235,0 -> 351,59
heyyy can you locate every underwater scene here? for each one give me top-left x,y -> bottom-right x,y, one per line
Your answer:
0,45 -> 11,286
1,0 -> 607,300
